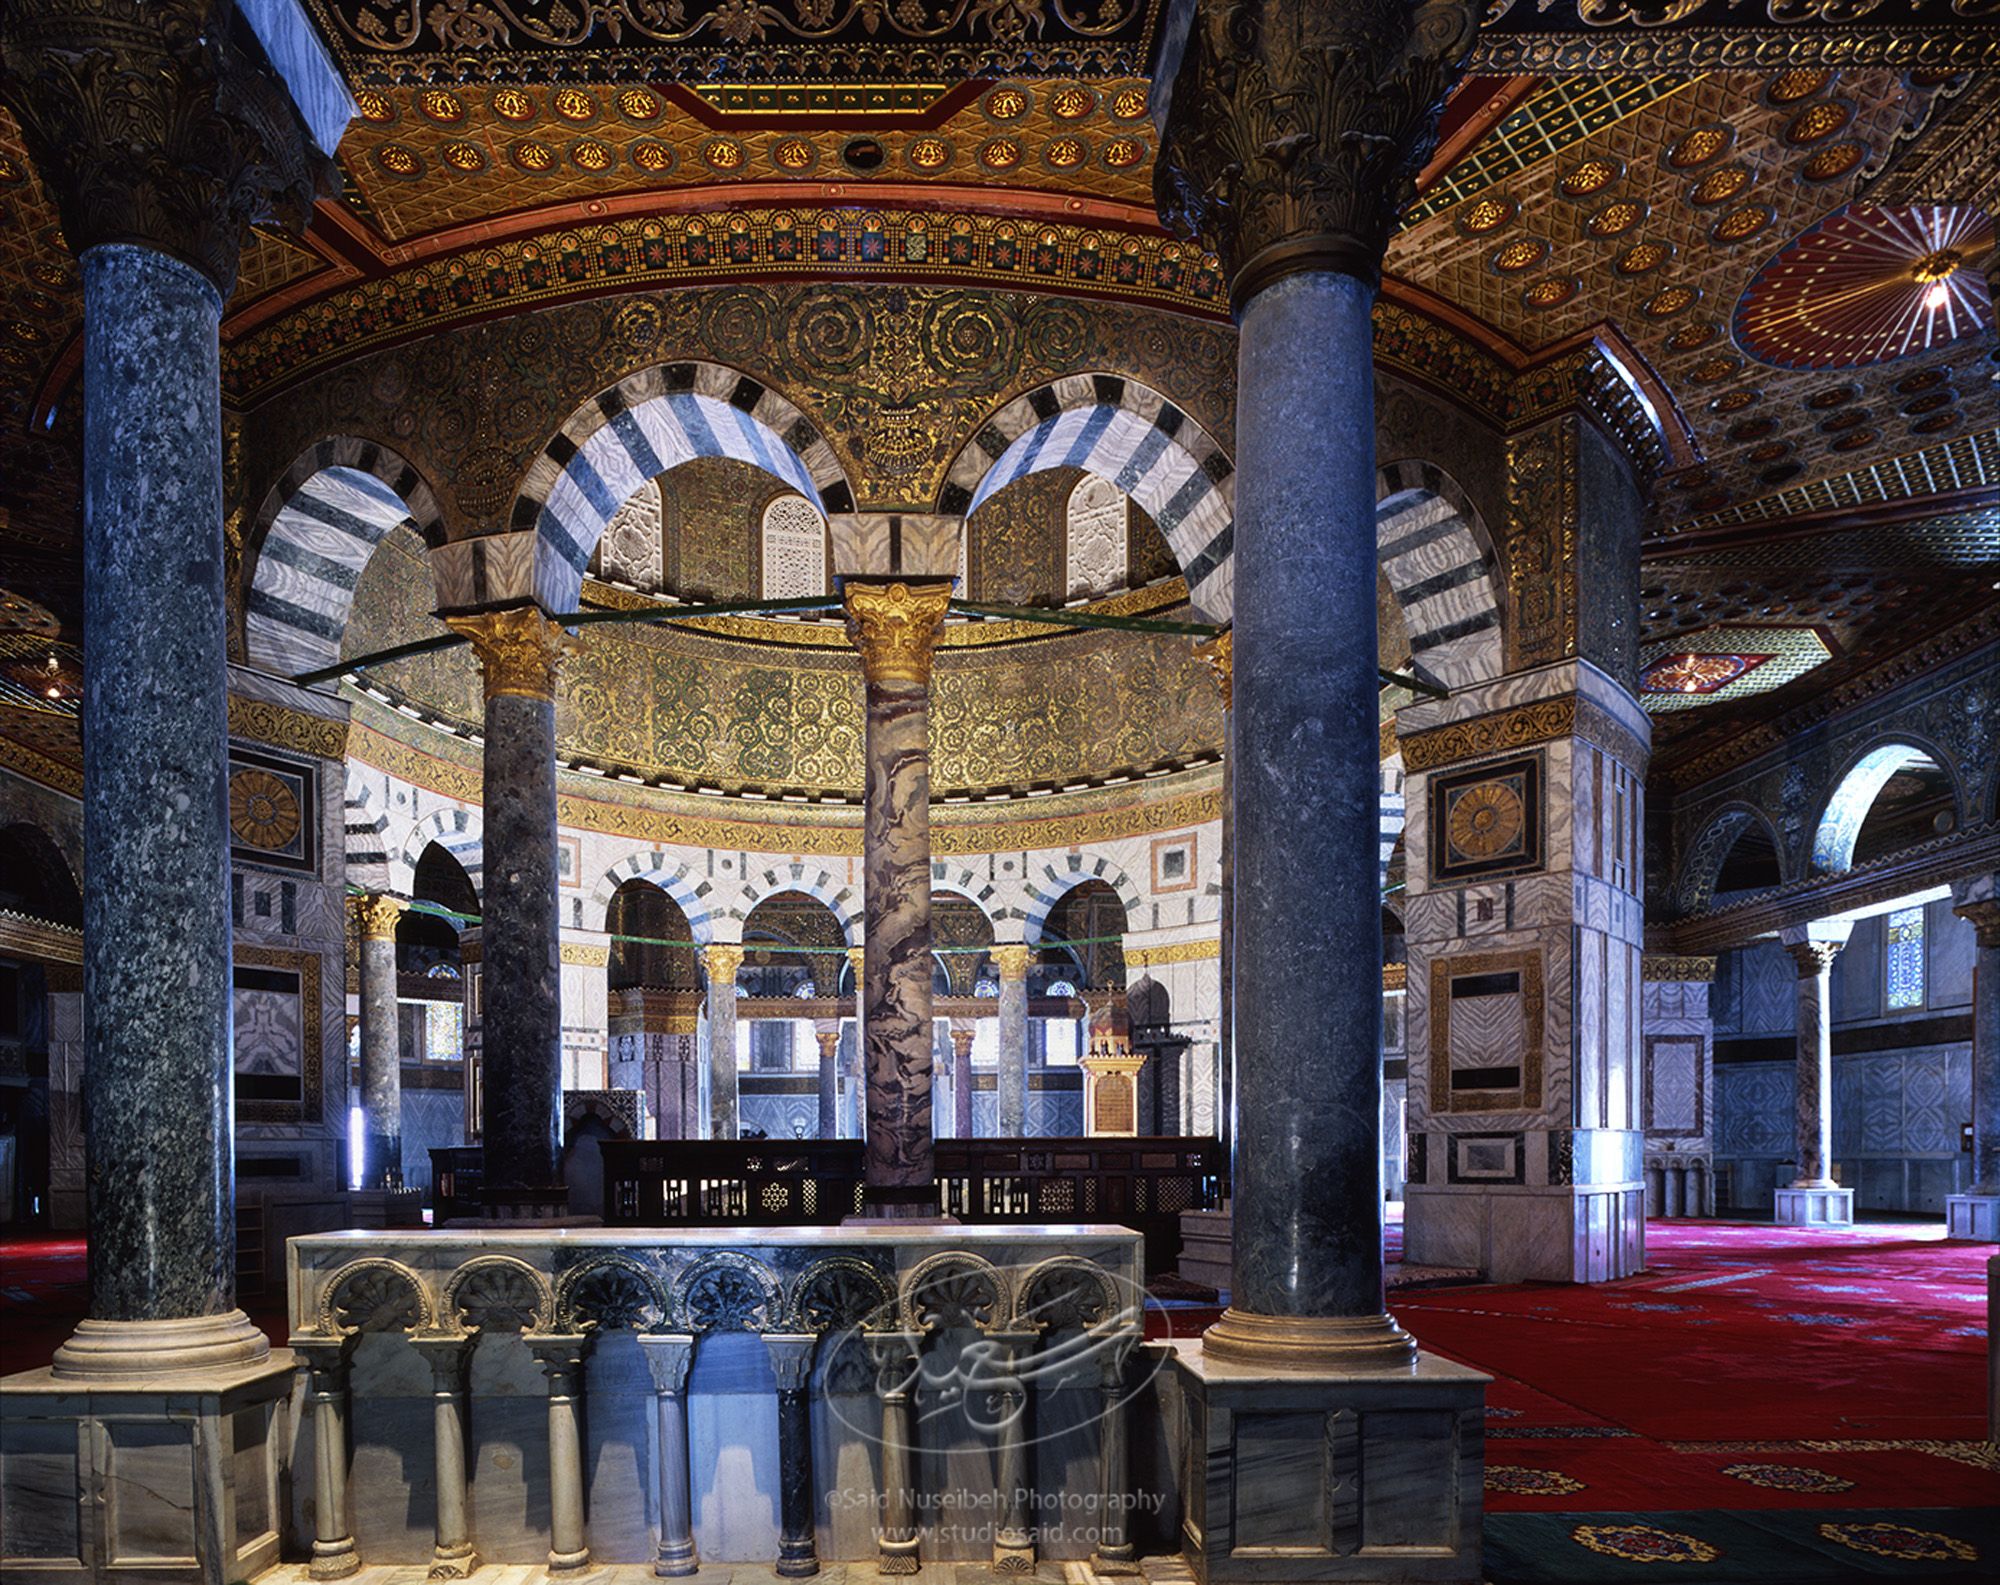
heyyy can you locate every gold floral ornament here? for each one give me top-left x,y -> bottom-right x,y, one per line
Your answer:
419,89 -> 465,124
1111,87 -> 1147,119
991,942 -> 1033,981
229,768 -> 302,851
552,88 -> 598,123
492,87 -> 536,122
1447,779 -> 1525,861
354,89 -> 395,123
908,136 -> 950,171
350,893 -> 407,943
842,582 -> 955,688
443,606 -> 577,701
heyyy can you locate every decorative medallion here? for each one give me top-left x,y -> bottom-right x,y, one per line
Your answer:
1457,196 -> 1516,236
417,88 -> 465,124
907,136 -> 951,172
1728,416 -> 1778,442
228,753 -> 314,870
1818,407 -> 1873,432
1573,1525 -> 1720,1565
1645,285 -> 1701,319
1048,84 -> 1095,120
1615,241 -> 1673,275
1641,652 -> 1773,696
1760,461 -> 1803,485
1689,356 -> 1744,384
1900,390 -> 1954,415
772,137 -> 816,173
1897,368 -> 1952,394
1816,1523 -> 1976,1563
702,139 -> 748,173
1586,200 -> 1647,239
374,144 -> 423,179
983,86 -> 1029,121
631,142 -> 675,174
1432,756 -> 1542,882
492,87 -> 536,122
1800,142 -> 1867,182
1487,1466 -> 1586,1496
1045,137 -> 1088,171
1102,137 -> 1146,169
512,141 -> 556,173
1807,383 -> 1861,408
1830,426 -> 1881,452
1667,125 -> 1733,169
551,87 -> 598,123
354,88 -> 395,123
980,138 -> 1024,171
1722,1464 -> 1853,1493
1712,206 -> 1774,245
1710,388 -> 1760,413
442,142 -> 485,173
1767,67 -> 1834,106
617,88 -> 662,122
1745,439 -> 1792,463
1688,164 -> 1753,207
1110,88 -> 1147,120
1522,276 -> 1580,311
1911,411 -> 1963,434
570,140 -> 615,173
1559,158 -> 1622,200
1788,99 -> 1856,146
1491,238 -> 1550,274
1735,205 -> 1996,369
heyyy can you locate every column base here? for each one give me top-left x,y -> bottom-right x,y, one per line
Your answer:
1175,1343 -> 1486,1584
654,1540 -> 698,1577
426,1544 -> 479,1580
548,1546 -> 592,1574
877,1536 -> 921,1575
1200,1307 -> 1416,1371
50,1310 -> 271,1380
2,1350 -> 293,1585
1945,1193 -> 2000,1241
311,1539 -> 362,1581
1774,1185 -> 1854,1227
994,1537 -> 1036,1574
775,1541 -> 820,1577
1092,1546 -> 1140,1577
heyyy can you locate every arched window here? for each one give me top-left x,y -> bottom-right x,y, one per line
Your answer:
1065,475 -> 1127,601
761,494 -> 828,599
597,480 -> 664,589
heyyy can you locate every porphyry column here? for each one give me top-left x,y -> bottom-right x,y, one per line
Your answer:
992,943 -> 1032,1137
443,607 -> 573,1218
843,580 -> 954,1216
1777,922 -> 1855,1227
701,943 -> 745,1139
352,894 -> 408,1189
1949,879 -> 2000,1240
2,0 -> 325,1377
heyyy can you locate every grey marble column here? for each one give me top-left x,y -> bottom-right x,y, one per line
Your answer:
639,1333 -> 697,1575
353,895 -> 407,1189
844,581 -> 954,1215
701,944 -> 744,1139
765,1334 -> 821,1576
409,1335 -> 478,1579
525,1333 -> 592,1573
950,1025 -> 976,1139
57,244 -> 268,1376
816,1026 -> 841,1139
443,608 -> 571,1217
1955,891 -> 2000,1196
1780,924 -> 1851,1189
868,1330 -> 923,1573
1203,272 -> 1412,1367
993,943 -> 1031,1137
297,1340 -> 359,1579
1093,1337 -> 1139,1575
1197,635 -> 1234,1157
983,1331 -> 1035,1572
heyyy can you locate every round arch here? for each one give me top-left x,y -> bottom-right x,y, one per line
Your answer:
511,362 -> 856,615
243,438 -> 444,678
391,807 -> 483,901
1374,457 -> 1504,694
1674,802 -> 1787,915
1811,737 -> 1964,876
583,854 -> 715,942
0,821 -> 81,926
1023,855 -> 1144,946
736,861 -> 860,944
939,374 -> 1236,623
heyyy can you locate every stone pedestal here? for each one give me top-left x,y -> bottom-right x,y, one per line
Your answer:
1947,1194 -> 2000,1242
1774,1185 -> 1855,1227
0,1356 -> 295,1585
1174,1348 -> 1486,1585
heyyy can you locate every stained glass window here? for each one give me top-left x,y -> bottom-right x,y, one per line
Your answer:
1885,905 -> 1925,1010
426,1001 -> 464,1063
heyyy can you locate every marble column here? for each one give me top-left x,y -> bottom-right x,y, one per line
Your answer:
816,1025 -> 841,1139
1777,921 -> 1855,1227
1951,880 -> 2000,1239
1196,634 -> 1234,1165
352,894 -> 408,1190
297,1340 -> 359,1579
701,943 -> 744,1139
868,1330 -> 923,1573
843,580 -> 954,1216
950,1024 -> 976,1139
442,607 -> 572,1218
639,1333 -> 698,1575
984,1330 -> 1035,1572
764,1334 -> 821,1576
409,1335 -> 478,1579
1093,1337 -> 1139,1576
525,1333 -> 592,1573
993,942 -> 1032,1138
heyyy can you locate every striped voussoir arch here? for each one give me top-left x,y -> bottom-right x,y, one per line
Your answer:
1379,756 -> 1406,890
1022,854 -> 1146,943
929,861 -> 1021,926
586,854 -> 716,941
343,775 -> 395,895
940,374 -> 1236,623
392,808 -> 483,901
246,441 -> 444,678
1375,459 -> 1504,693
737,862 -> 862,943
513,363 -> 855,612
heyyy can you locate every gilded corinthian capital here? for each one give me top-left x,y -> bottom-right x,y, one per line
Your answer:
443,606 -> 574,701
1155,0 -> 1482,304
0,0 -> 330,298
350,893 -> 407,942
842,581 -> 954,688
